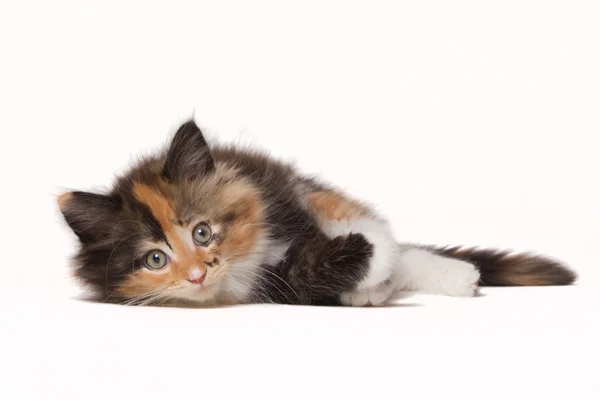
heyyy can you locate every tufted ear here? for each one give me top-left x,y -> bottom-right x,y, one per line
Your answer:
163,119 -> 215,182
58,191 -> 121,244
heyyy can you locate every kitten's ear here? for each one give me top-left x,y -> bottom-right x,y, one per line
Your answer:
163,119 -> 215,181
57,191 -> 120,243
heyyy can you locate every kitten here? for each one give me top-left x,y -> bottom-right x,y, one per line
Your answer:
57,120 -> 576,306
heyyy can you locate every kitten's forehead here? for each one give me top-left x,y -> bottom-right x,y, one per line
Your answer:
133,182 -> 180,226
130,181 -> 201,249
122,164 -> 209,219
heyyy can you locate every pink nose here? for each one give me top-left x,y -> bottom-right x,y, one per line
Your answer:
188,274 -> 206,285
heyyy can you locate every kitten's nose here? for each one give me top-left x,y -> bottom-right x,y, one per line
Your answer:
188,268 -> 206,285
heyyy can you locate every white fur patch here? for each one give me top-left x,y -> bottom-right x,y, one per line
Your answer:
394,248 -> 480,297
263,241 -> 290,266
223,238 -> 290,302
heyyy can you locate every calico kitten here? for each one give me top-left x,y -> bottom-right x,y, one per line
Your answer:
57,120 -> 576,306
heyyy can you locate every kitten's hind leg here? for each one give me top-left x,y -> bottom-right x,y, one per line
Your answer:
395,248 -> 480,297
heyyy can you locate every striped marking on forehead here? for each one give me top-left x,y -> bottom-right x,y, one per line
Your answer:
132,183 -> 187,252
133,183 -> 176,229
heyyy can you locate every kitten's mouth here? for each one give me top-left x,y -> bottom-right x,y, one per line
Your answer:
191,280 -> 215,291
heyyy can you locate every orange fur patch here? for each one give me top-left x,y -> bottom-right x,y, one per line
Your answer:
306,190 -> 369,222
133,183 -> 190,254
133,184 -> 177,237
218,181 -> 265,263
118,269 -> 176,298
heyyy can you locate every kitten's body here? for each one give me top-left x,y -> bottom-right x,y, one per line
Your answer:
58,120 -> 576,306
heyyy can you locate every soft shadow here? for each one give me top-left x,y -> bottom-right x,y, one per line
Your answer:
70,294 -> 422,310
285,301 -> 423,309
71,293 -> 114,304
376,302 -> 422,308
70,293 -> 242,309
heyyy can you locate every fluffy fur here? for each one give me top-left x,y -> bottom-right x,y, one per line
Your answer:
57,120 -> 577,307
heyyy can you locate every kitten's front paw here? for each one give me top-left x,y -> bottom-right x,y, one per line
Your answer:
340,279 -> 395,306
437,260 -> 480,297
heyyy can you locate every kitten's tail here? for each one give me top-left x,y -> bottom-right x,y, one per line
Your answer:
420,245 -> 577,286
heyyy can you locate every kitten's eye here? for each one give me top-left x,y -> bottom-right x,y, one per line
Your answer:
144,250 -> 168,270
193,222 -> 212,245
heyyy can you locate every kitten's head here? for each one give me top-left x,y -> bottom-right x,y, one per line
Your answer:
58,120 -> 266,305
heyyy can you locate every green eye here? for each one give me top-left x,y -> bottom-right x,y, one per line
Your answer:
144,250 -> 168,269
193,222 -> 212,245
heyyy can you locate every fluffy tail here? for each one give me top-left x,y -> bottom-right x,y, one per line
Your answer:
422,245 -> 577,286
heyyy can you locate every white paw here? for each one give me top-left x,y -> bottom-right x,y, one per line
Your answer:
340,280 -> 395,306
435,259 -> 480,297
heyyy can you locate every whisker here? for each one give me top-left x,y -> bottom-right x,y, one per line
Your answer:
227,265 -> 295,303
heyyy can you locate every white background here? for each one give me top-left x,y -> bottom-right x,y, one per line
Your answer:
1,1 -> 599,399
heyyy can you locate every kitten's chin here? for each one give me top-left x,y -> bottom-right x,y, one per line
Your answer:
172,282 -> 222,304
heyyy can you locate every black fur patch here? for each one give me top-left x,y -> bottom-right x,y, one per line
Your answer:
252,233 -> 373,305
163,120 -> 214,181
61,192 -> 121,243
